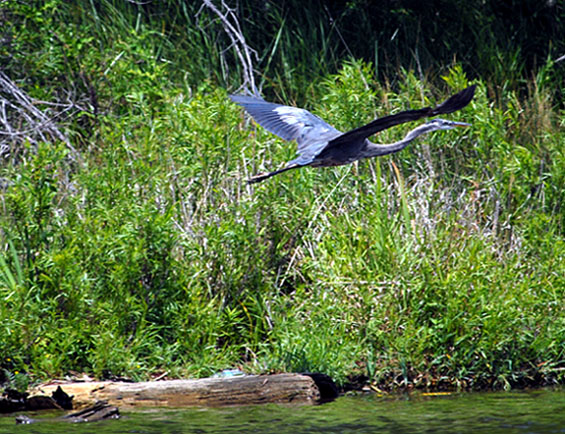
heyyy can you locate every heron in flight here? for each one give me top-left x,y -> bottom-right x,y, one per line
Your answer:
231,85 -> 476,184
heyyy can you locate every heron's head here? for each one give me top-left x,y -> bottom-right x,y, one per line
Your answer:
425,118 -> 471,131
401,118 -> 471,143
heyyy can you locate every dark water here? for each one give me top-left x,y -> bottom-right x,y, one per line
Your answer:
1,388 -> 564,433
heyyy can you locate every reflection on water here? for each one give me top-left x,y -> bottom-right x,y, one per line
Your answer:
1,387 -> 564,434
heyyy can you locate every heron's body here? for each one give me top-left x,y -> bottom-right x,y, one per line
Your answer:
231,85 -> 476,183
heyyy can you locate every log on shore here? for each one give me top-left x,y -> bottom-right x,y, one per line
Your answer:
31,374 -> 326,409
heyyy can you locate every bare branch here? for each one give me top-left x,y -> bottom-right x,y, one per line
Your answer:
0,71 -> 80,161
199,0 -> 260,96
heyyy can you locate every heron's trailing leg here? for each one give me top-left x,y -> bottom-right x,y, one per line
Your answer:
247,164 -> 301,184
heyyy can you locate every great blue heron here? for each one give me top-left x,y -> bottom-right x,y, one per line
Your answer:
231,85 -> 476,183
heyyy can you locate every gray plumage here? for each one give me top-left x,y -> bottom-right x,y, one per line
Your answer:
231,85 -> 475,183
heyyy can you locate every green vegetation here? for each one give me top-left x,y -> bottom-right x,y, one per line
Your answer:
0,0 -> 564,391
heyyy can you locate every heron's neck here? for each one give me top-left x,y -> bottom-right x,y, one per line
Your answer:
361,124 -> 436,158
362,138 -> 411,158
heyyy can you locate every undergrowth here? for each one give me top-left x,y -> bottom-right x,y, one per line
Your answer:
0,1 -> 563,391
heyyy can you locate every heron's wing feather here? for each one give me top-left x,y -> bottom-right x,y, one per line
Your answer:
230,95 -> 340,150
323,85 -> 476,151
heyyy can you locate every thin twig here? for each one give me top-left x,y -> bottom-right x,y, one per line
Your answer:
0,71 -> 80,160
199,0 -> 260,96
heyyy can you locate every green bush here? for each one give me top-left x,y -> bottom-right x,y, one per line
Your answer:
0,0 -> 563,390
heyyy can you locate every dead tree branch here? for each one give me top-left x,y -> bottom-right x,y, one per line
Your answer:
0,71 -> 79,162
199,0 -> 260,96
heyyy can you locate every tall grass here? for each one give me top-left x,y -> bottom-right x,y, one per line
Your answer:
0,1 -> 563,390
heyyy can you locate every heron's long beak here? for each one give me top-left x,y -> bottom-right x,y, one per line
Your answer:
452,121 -> 471,128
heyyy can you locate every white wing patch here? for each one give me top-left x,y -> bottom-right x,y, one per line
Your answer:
273,106 -> 299,115
274,106 -> 305,127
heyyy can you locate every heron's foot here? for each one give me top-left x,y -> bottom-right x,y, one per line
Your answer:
247,164 -> 300,184
247,172 -> 270,184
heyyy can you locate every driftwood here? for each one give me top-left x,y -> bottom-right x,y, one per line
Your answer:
16,401 -> 119,424
0,386 -> 72,413
31,373 -> 331,409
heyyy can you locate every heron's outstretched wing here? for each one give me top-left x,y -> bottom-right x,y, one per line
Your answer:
230,95 -> 341,151
322,85 -> 476,152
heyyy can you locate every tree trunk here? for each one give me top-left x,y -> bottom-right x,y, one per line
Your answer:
31,374 -> 323,409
